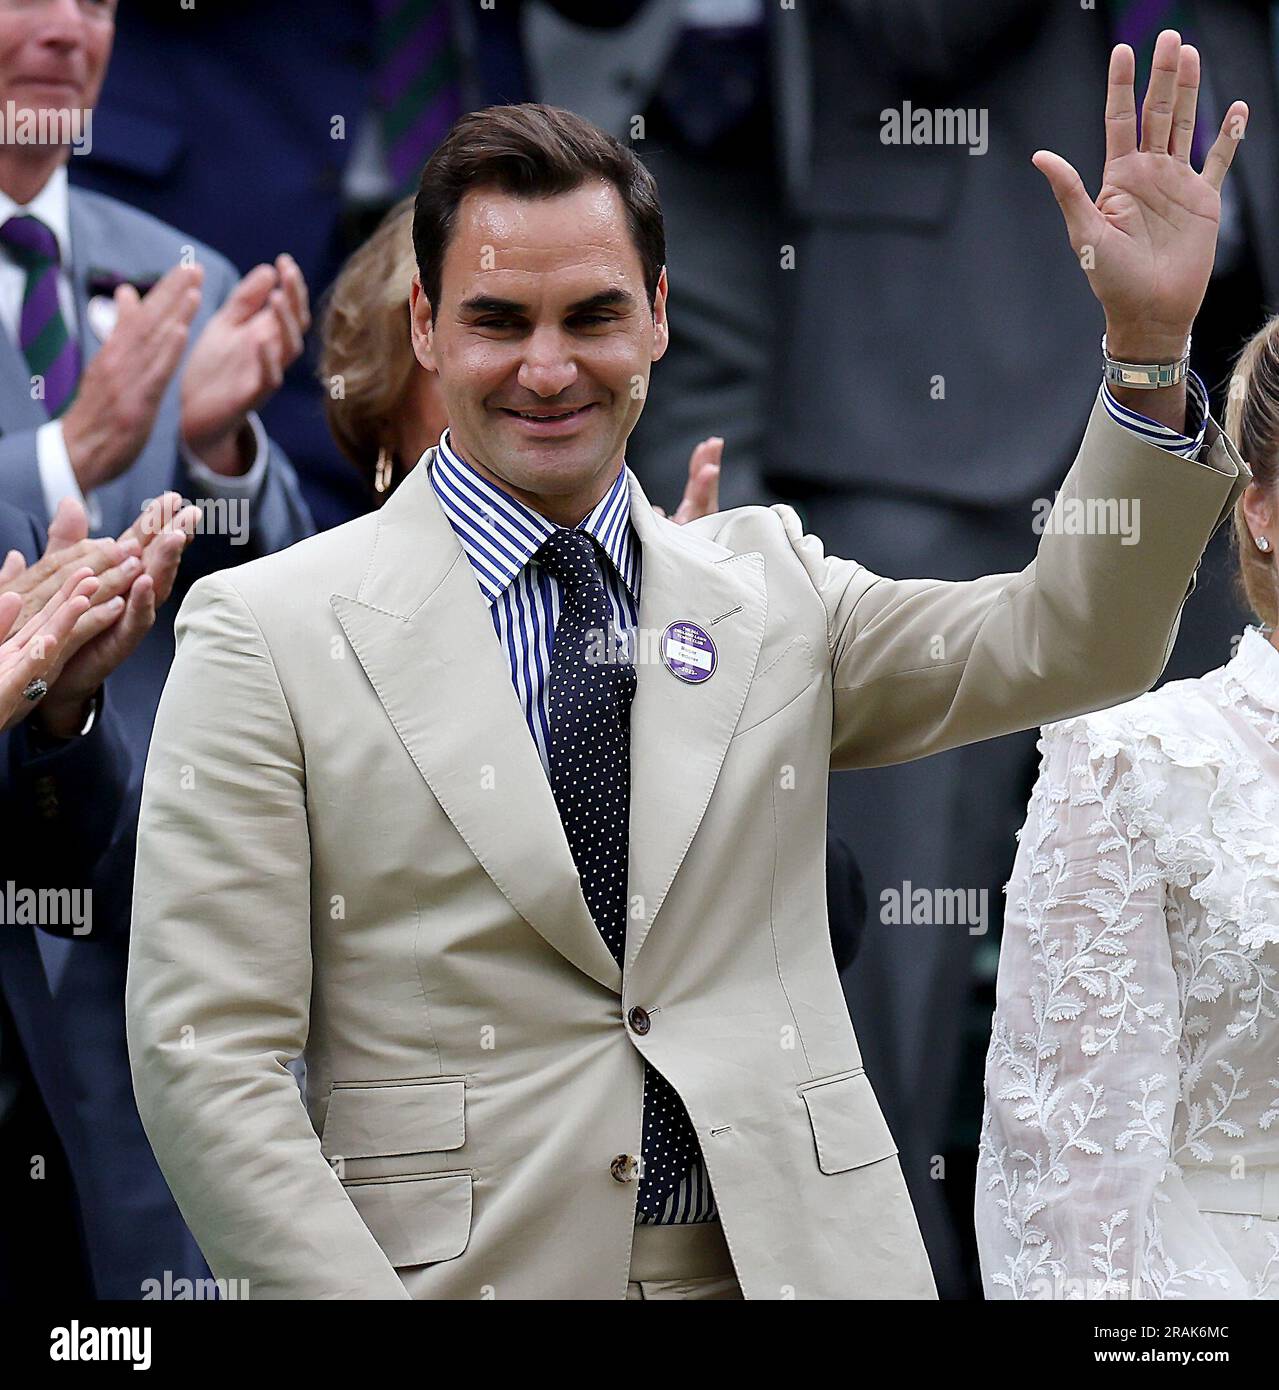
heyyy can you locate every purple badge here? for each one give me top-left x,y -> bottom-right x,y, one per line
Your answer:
661,620 -> 717,684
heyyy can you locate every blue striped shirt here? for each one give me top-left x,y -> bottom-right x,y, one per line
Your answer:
1101,370 -> 1208,457
429,427 -> 717,1224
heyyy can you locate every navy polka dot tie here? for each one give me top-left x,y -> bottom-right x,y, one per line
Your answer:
535,528 -> 701,1215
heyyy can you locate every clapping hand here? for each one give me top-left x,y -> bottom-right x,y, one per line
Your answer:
181,253 -> 310,474
60,264 -> 204,493
0,567 -> 98,732
116,492 -> 202,608
40,494 -> 198,735
0,494 -> 198,736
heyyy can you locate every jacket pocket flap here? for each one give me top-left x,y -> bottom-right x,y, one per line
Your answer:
800,1069 -> 898,1175
322,1079 -> 465,1160
345,1173 -> 472,1267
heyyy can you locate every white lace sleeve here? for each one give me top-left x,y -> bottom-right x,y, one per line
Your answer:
976,718 -> 1241,1299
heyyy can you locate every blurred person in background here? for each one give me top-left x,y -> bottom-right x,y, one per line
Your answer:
0,5 -> 312,762
0,490 -> 194,1299
977,313 -> 1279,1300
0,0 -> 312,1297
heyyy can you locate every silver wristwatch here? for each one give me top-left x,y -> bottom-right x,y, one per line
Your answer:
1101,333 -> 1191,389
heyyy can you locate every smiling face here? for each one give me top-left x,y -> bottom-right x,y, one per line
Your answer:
410,178 -> 668,527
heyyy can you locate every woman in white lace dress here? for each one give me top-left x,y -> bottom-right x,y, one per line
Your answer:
976,318 -> 1279,1300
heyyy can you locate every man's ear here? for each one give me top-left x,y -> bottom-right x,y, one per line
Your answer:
651,265 -> 669,363
409,273 -> 437,371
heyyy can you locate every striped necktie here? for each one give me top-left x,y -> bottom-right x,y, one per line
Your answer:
373,0 -> 465,196
1111,0 -> 1208,163
0,214 -> 79,418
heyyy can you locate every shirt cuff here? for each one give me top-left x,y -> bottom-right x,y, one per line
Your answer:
181,412 -> 269,502
1101,369 -> 1208,460
37,419 -> 102,530
22,685 -> 101,756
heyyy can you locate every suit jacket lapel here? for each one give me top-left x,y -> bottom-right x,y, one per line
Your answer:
331,453 -> 622,994
624,471 -> 767,968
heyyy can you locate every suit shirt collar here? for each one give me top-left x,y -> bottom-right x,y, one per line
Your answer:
0,164 -> 71,265
428,425 -> 639,605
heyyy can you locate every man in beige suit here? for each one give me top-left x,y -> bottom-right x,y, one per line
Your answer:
128,37 -> 1250,1299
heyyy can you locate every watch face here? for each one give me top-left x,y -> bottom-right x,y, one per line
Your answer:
1106,361 -> 1185,390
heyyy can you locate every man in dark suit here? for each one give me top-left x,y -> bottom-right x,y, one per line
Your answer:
0,492 -> 190,1299
0,0 -> 313,1297
0,10 -> 313,773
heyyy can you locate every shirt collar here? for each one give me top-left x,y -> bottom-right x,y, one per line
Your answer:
1226,624 -> 1279,714
0,164 -> 71,266
428,426 -> 639,605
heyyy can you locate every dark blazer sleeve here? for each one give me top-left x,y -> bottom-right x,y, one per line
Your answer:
0,499 -> 135,940
2,692 -> 133,940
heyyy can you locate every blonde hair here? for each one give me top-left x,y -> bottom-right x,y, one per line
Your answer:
1225,314 -> 1279,629
318,196 -> 419,474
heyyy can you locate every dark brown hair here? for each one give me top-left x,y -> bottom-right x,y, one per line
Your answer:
1225,316 -> 1279,628
412,103 -> 665,317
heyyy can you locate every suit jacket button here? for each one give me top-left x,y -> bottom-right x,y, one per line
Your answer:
628,1006 -> 650,1035
611,1154 -> 641,1183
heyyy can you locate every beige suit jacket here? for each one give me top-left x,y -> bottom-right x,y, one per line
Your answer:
126,392 -> 1248,1299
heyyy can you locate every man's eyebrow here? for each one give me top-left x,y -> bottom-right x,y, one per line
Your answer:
456,288 -> 637,316
458,294 -> 527,315
567,288 -> 635,313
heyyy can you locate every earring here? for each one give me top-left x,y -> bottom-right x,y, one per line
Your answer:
1256,535 -> 1272,553
374,446 -> 395,495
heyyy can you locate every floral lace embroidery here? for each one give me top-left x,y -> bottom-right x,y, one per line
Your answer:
978,633 -> 1279,1300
